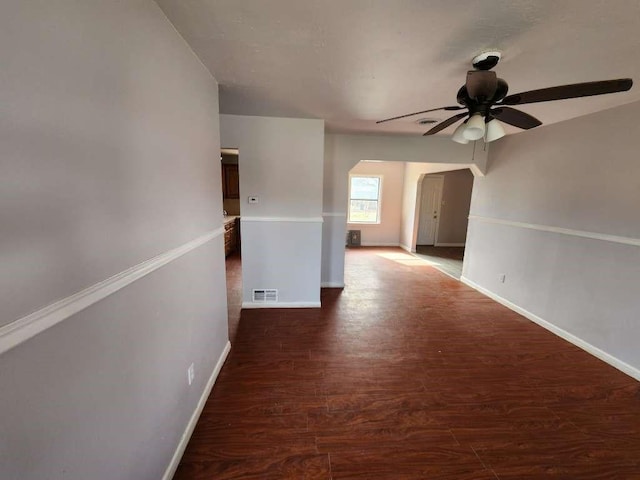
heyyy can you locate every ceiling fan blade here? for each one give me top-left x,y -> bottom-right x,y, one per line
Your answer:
492,107 -> 542,129
423,112 -> 468,136
501,78 -> 633,106
466,70 -> 497,100
377,105 -> 464,124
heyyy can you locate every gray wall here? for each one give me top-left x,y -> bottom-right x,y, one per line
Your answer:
220,115 -> 325,307
428,169 -> 474,245
463,100 -> 640,375
0,1 -> 228,478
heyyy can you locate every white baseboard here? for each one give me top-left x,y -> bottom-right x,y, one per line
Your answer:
241,216 -> 323,223
399,244 -> 414,253
162,340 -> 231,480
434,242 -> 466,247
241,301 -> 321,309
460,276 -> 640,382
360,242 -> 401,247
321,282 -> 345,288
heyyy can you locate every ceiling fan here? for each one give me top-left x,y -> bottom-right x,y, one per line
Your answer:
377,52 -> 633,144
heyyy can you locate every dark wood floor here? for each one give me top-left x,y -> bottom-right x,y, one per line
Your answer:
175,247 -> 640,479
224,251 -> 242,343
415,245 -> 465,261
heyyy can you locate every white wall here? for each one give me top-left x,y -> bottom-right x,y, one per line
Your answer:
463,100 -> 640,379
347,161 -> 405,246
0,1 -> 228,478
220,115 -> 325,307
322,134 -> 486,286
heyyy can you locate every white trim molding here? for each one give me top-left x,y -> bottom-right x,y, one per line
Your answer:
460,276 -> 640,382
162,341 -> 231,480
321,282 -> 345,288
241,216 -> 324,223
360,242 -> 401,247
469,215 -> 640,247
241,301 -> 321,309
0,228 -> 224,356
434,242 -> 466,247
322,212 -> 347,217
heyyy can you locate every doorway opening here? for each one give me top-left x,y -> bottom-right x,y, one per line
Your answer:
221,148 -> 242,340
414,168 -> 474,279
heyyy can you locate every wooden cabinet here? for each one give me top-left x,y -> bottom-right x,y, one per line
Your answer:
224,218 -> 238,256
222,163 -> 240,199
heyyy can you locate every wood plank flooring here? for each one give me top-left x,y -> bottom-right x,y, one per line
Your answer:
175,247 -> 640,479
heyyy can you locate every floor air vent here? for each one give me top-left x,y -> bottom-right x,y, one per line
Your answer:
252,289 -> 278,303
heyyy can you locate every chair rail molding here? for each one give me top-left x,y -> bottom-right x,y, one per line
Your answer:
0,227 -> 224,356
468,215 -> 640,247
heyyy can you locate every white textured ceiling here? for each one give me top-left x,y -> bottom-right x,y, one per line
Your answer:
156,0 -> 640,135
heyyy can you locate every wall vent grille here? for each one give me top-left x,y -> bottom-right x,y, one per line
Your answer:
252,289 -> 278,303
347,230 -> 361,247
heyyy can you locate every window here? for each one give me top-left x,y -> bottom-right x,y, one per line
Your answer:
348,175 -> 381,223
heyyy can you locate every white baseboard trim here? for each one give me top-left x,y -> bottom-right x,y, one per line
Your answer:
162,340 -> 231,480
241,216 -> 323,223
460,276 -> 640,382
0,228 -> 224,356
434,242 -> 466,247
399,244 -> 414,253
241,301 -> 322,309
321,282 -> 345,288
360,242 -> 401,247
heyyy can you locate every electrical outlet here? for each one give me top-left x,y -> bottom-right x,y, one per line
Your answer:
187,363 -> 195,386
499,274 -> 506,283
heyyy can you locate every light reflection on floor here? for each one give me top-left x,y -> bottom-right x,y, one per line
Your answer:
375,249 -> 463,279
375,251 -> 440,267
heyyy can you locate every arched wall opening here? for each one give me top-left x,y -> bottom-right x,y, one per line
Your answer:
322,133 -> 488,288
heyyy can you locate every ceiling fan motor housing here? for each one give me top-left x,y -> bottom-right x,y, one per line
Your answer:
456,77 -> 509,114
472,51 -> 502,71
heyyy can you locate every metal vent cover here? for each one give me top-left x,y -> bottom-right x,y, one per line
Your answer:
347,230 -> 361,247
252,289 -> 278,302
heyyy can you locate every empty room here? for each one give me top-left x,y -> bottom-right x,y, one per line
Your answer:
1,1 -> 639,479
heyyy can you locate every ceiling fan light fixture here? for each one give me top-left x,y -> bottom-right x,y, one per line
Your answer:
485,118 -> 506,142
451,123 -> 469,144
463,114 -> 485,140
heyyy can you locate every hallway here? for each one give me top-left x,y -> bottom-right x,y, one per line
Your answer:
176,247 -> 640,479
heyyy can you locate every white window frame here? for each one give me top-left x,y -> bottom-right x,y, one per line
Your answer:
348,174 -> 383,224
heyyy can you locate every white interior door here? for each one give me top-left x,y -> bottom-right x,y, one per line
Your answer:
417,176 -> 444,245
